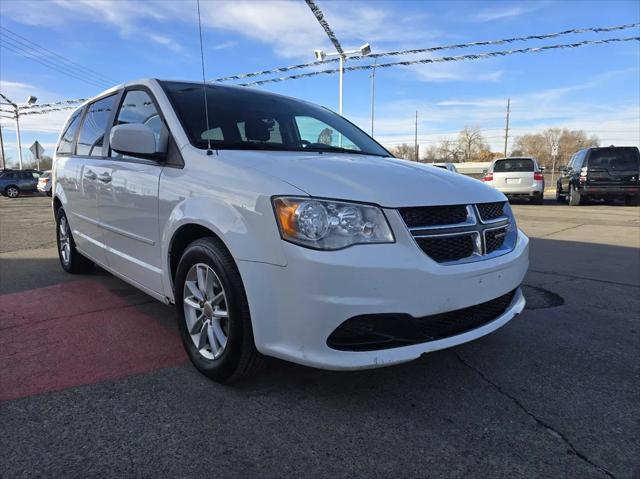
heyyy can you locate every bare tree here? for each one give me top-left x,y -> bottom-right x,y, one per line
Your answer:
457,126 -> 488,162
512,128 -> 599,168
389,143 -> 416,160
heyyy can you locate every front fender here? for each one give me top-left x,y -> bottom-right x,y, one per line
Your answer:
160,194 -> 289,300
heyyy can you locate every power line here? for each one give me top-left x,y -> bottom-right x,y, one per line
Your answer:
0,41 -> 109,89
237,36 -> 640,86
0,26 -> 117,85
212,22 -> 639,83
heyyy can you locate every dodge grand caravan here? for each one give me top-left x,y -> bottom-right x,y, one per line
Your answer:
52,79 -> 529,382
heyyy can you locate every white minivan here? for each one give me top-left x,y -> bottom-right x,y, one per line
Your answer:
52,79 -> 529,382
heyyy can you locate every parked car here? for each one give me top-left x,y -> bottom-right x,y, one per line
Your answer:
429,162 -> 459,173
482,157 -> 544,204
0,169 -> 41,198
52,79 -> 529,382
556,146 -> 640,206
37,170 -> 52,196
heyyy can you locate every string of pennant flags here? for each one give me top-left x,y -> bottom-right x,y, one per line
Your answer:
212,22 -> 640,83
236,36 -> 640,87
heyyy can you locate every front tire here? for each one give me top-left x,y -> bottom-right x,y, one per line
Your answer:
56,208 -> 94,274
4,185 -> 19,198
174,237 -> 263,383
568,184 -> 583,206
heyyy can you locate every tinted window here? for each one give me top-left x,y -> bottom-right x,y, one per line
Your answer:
587,147 -> 640,171
111,90 -> 166,158
161,81 -> 388,157
1,172 -> 15,179
76,95 -> 117,156
56,111 -> 82,155
493,158 -> 534,172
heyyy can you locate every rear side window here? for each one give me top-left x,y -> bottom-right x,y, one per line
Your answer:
493,158 -> 534,172
587,148 -> 640,171
76,95 -> 117,156
56,111 -> 83,155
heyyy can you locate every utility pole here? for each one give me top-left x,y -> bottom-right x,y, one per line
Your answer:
503,98 -> 510,157
370,59 -> 376,137
414,111 -> 419,162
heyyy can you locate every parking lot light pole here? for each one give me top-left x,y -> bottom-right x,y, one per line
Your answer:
0,94 -> 37,170
314,43 -> 371,117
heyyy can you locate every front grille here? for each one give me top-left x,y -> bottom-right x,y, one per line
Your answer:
485,227 -> 507,253
399,201 -> 514,264
477,202 -> 505,222
328,289 -> 518,351
398,205 -> 467,228
415,234 -> 475,262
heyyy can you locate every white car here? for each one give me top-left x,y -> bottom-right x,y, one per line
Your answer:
483,157 -> 545,204
52,79 -> 528,382
37,170 -> 52,196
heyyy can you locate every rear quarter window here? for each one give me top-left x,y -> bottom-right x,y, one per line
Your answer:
56,110 -> 83,155
587,148 -> 640,171
493,158 -> 534,172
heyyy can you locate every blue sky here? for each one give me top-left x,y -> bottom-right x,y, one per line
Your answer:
1,0 -> 639,166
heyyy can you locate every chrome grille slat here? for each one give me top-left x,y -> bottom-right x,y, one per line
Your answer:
400,201 -> 515,264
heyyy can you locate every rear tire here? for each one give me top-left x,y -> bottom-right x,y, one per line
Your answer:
174,237 -> 264,383
56,208 -> 94,274
568,184 -> 583,206
555,184 -> 566,203
4,185 -> 19,198
532,194 -> 544,205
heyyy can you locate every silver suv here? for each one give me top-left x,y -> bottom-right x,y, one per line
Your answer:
483,157 -> 545,204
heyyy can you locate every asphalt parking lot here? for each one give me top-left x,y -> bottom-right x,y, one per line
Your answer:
1,195 -> 639,478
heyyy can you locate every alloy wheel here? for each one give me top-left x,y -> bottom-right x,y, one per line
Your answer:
183,263 -> 229,360
59,216 -> 71,265
6,187 -> 18,198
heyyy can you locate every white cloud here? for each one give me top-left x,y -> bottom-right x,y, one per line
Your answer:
472,3 -> 545,22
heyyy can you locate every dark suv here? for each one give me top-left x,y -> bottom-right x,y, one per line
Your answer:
556,146 -> 640,206
0,169 -> 42,198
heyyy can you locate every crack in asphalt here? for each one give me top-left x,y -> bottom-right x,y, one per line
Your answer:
528,269 -> 640,289
537,223 -> 584,238
452,351 -> 616,479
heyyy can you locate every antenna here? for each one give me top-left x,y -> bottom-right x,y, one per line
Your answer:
196,0 -> 213,155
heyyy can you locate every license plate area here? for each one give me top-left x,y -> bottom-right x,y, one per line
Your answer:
506,178 -> 520,184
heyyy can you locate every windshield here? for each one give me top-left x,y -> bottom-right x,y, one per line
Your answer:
587,147 -> 639,171
493,158 -> 534,172
160,81 -> 389,157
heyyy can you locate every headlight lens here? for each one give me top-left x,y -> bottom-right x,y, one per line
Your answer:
273,197 -> 394,250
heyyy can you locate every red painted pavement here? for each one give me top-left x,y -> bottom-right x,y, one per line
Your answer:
0,280 -> 187,402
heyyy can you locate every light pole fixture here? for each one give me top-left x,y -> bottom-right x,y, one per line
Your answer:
0,93 -> 37,170
313,43 -> 371,117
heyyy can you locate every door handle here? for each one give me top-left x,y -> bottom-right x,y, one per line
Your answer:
97,172 -> 112,183
84,170 -> 97,180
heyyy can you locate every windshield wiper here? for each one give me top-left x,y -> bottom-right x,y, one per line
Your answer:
301,145 -> 384,157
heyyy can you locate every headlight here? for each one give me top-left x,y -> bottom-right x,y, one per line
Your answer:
272,197 -> 394,250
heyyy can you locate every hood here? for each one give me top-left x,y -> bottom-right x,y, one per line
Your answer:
224,151 -> 505,207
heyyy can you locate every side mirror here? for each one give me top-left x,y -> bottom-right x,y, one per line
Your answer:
539,166 -> 545,172
110,124 -> 164,161
482,169 -> 488,175
560,166 -> 568,172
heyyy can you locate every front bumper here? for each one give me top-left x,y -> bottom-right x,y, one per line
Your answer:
237,210 -> 529,370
